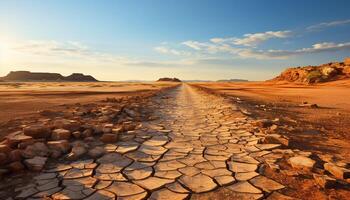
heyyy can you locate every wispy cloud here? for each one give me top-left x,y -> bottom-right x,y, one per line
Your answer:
153,46 -> 191,56
8,40 -> 127,63
238,42 -> 350,59
232,31 -> 292,47
307,19 -> 350,31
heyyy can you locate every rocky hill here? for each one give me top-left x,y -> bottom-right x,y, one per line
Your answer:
156,77 -> 181,82
271,58 -> 350,84
0,71 -> 98,82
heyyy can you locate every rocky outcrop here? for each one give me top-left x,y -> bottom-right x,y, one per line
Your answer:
271,57 -> 350,84
156,77 -> 181,82
0,71 -> 98,82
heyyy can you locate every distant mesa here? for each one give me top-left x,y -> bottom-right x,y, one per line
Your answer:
270,57 -> 350,84
0,71 -> 98,82
217,79 -> 249,82
157,77 -> 182,82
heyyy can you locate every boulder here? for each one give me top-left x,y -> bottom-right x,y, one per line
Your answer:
47,140 -> 71,154
288,156 -> 315,171
324,163 -> 350,179
5,131 -> 33,147
24,156 -> 47,171
88,146 -> 106,158
66,143 -> 87,160
23,125 -> 51,139
53,119 -> 80,132
51,129 -> 71,140
100,133 -> 118,143
22,142 -> 49,158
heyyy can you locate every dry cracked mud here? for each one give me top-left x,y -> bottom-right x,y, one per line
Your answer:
3,84 -> 349,200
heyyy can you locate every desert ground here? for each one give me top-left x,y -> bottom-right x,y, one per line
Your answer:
0,81 -> 349,200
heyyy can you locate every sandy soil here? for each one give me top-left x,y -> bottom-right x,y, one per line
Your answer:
192,80 -> 350,160
0,81 -> 177,136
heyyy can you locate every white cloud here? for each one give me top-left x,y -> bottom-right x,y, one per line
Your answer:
6,39 -> 128,63
307,19 -> 350,31
181,40 -> 207,50
232,31 -> 292,47
153,46 -> 191,56
237,42 -> 350,59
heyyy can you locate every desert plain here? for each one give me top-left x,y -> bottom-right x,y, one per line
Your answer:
0,76 -> 349,200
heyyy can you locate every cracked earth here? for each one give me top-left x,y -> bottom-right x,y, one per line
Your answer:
12,84 -> 306,199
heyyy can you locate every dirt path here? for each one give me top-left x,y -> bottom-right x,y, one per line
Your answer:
6,84 -> 349,199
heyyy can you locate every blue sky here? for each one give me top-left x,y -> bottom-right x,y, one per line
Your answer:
1,0 -> 350,81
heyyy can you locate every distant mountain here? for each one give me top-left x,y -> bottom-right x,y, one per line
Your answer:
156,77 -> 181,82
0,71 -> 98,82
182,80 -> 213,82
217,79 -> 249,82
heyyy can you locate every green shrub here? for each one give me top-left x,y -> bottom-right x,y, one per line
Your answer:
306,70 -> 322,82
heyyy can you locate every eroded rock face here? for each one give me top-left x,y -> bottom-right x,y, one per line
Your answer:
271,58 -> 350,84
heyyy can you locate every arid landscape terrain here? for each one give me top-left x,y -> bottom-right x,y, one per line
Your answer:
0,59 -> 350,200
1,1 -> 350,199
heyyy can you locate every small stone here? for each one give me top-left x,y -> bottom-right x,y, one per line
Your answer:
264,135 -> 289,147
24,156 -> 47,171
88,146 -> 106,158
47,140 -> 71,153
100,133 -> 118,143
288,156 -> 315,171
324,163 -> 350,179
9,149 -> 22,162
72,131 -> 81,139
22,142 -> 49,158
66,145 -> 87,160
53,119 -> 81,132
52,128 -> 71,140
8,161 -> 25,172
313,174 -> 337,189
23,125 -> 51,139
